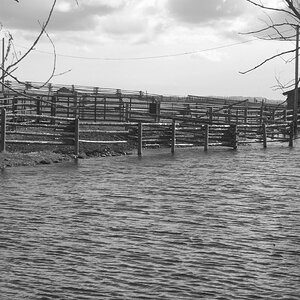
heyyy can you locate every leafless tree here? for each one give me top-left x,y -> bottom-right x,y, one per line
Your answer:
1,0 -> 78,92
241,0 -> 299,92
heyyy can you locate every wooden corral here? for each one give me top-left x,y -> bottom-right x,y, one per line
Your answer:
0,81 -> 298,155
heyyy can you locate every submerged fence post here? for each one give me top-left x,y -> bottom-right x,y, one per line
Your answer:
74,118 -> 79,156
232,124 -> 238,150
1,108 -> 6,152
289,122 -> 294,147
204,124 -> 209,151
138,122 -> 143,156
171,119 -> 176,154
262,123 -> 267,148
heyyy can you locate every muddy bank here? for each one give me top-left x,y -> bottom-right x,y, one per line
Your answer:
1,142 -> 135,169
0,151 -> 74,168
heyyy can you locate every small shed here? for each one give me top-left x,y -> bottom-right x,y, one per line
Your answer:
284,88 -> 300,110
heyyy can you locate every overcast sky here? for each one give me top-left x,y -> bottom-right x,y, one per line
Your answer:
0,0 -> 297,100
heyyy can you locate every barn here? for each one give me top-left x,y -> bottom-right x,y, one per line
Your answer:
284,88 -> 300,110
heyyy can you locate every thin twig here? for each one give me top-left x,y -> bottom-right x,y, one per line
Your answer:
6,0 -> 57,75
239,48 -> 299,74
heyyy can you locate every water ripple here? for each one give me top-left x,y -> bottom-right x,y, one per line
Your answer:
1,144 -> 300,299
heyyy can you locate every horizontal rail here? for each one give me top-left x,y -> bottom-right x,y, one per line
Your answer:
6,140 -> 73,145
78,140 -> 127,144
7,113 -> 76,122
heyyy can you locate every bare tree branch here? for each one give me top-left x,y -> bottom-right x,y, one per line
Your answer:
241,0 -> 299,91
6,0 -> 57,75
245,0 -> 299,19
240,48 -> 299,74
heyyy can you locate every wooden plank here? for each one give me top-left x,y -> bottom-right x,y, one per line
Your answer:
204,124 -> 209,151
6,140 -> 73,145
74,118 -> 79,156
6,113 -> 75,122
1,109 -> 6,152
138,122 -> 142,156
79,130 -> 129,134
171,119 -> 176,154
78,139 -> 127,144
7,131 -> 74,137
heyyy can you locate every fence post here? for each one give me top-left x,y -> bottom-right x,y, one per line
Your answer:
283,109 -> 287,123
138,122 -> 143,156
232,124 -> 238,150
260,105 -> 264,124
1,108 -> 6,152
36,97 -> 41,123
51,96 -> 56,124
262,123 -> 267,148
227,108 -> 231,124
125,103 -> 129,122
104,97 -> 106,121
236,109 -> 239,124
74,118 -> 79,156
209,107 -> 213,124
171,119 -> 176,154
94,88 -> 98,122
204,124 -> 209,151
244,107 -> 248,124
157,102 -> 161,122
12,97 -> 17,114
289,122 -> 294,147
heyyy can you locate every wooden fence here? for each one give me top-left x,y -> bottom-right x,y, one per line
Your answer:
0,80 -> 290,126
0,81 -> 298,157
0,109 -> 295,157
0,94 -> 294,125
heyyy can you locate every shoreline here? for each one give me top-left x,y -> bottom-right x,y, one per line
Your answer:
0,143 -> 135,169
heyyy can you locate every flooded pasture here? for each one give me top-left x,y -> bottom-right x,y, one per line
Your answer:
0,143 -> 300,299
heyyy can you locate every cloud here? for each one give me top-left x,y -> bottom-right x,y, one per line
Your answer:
0,0 -> 125,32
166,0 -> 247,25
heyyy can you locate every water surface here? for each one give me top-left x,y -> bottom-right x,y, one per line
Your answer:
1,143 -> 300,299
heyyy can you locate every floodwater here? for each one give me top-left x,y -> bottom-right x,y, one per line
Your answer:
0,142 -> 300,299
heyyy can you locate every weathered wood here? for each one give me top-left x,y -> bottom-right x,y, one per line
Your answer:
171,119 -> 176,154
204,124 -> 209,151
289,122 -> 294,147
79,130 -> 129,134
1,109 -> 6,152
74,118 -> 79,156
78,140 -> 127,144
6,122 -> 73,130
7,131 -> 74,137
262,123 -> 267,148
138,122 -> 143,156
232,125 -> 237,150
6,113 -> 75,122
6,140 -> 73,145
80,121 -> 138,126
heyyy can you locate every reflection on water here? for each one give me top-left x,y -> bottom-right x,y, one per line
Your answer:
1,143 -> 300,299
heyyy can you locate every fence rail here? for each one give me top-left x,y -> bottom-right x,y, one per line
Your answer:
0,80 -> 299,157
0,109 -> 295,156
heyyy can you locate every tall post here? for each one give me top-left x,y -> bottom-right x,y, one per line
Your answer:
232,124 -> 238,150
171,119 -> 176,154
204,124 -> 209,151
262,123 -> 267,148
1,38 -> 4,94
74,118 -> 79,156
138,122 -> 143,156
1,109 -> 6,152
294,25 -> 299,134
209,107 -> 213,123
